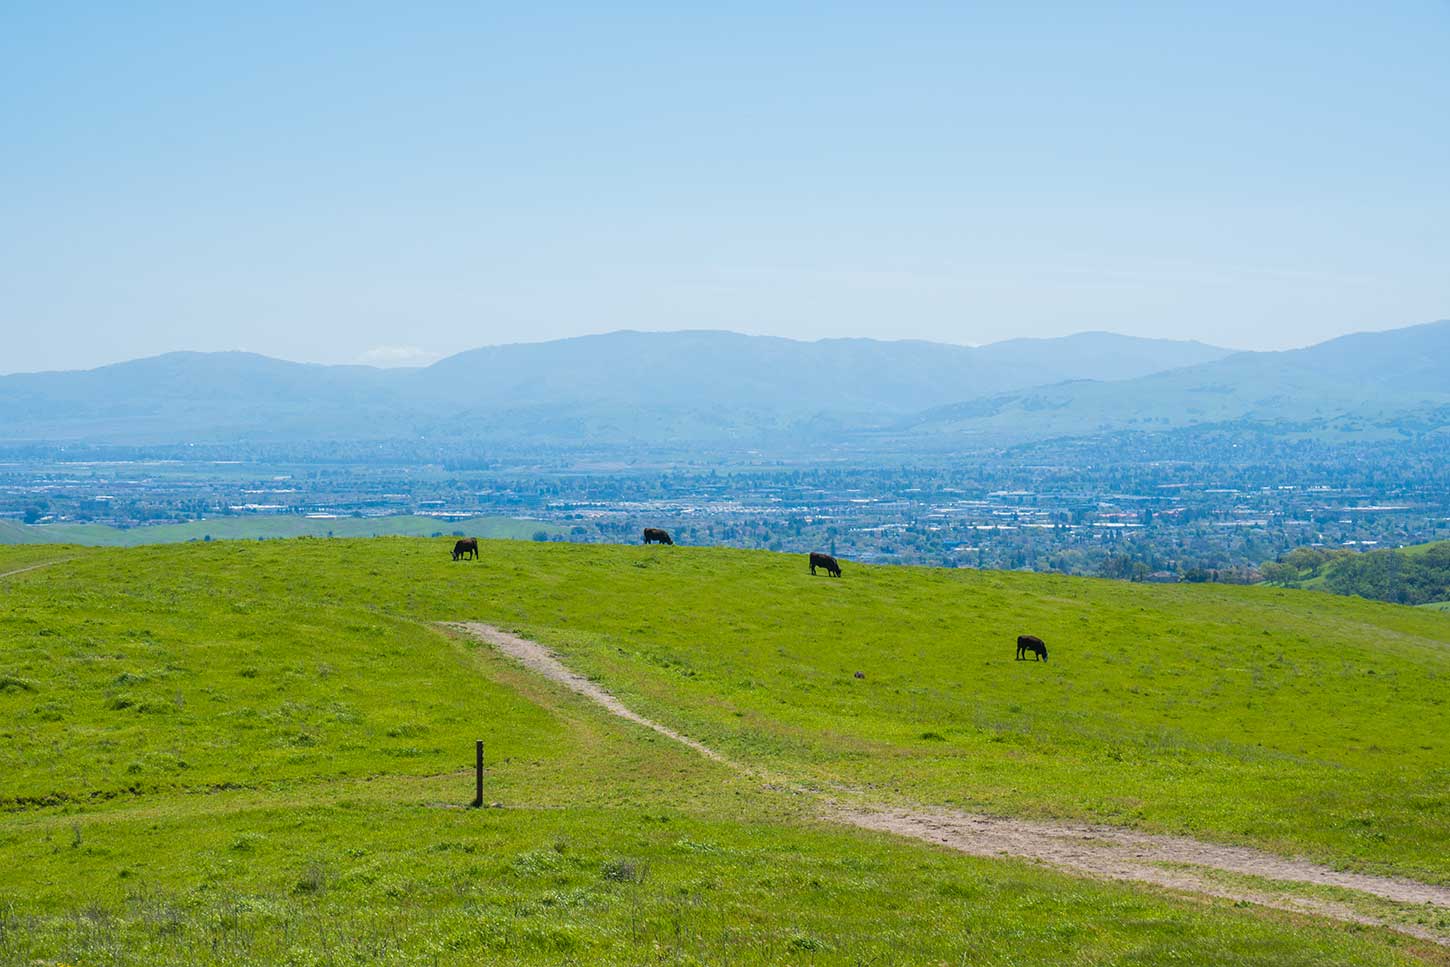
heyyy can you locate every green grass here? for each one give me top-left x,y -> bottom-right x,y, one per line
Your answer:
1,540 -> 1445,965
328,538 -> 1449,884
4,788 -> 1421,966
0,545 -> 72,574
1162,866 -> 1450,945
0,514 -> 562,547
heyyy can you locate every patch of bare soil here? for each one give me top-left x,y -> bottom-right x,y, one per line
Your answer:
835,806 -> 1450,945
446,622 -> 1450,945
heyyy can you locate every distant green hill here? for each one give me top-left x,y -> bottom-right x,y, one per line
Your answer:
0,514 -> 561,546
1264,540 -> 1450,607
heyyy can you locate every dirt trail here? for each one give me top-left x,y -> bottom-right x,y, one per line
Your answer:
0,558 -> 70,581
448,621 -> 1450,944
838,807 -> 1450,944
450,623 -> 731,765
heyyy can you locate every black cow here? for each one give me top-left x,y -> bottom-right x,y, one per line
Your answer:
452,537 -> 479,561
642,528 -> 674,545
809,552 -> 842,577
1016,634 -> 1048,661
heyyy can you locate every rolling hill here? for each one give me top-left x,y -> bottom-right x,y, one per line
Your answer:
0,329 -> 1231,446
3,321 -> 1447,450
424,329 -> 1231,416
901,319 -> 1450,444
1,538 -> 1447,962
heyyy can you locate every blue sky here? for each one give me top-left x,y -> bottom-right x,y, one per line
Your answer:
2,2 -> 1447,372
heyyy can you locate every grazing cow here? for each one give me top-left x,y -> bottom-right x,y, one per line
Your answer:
1016,634 -> 1048,662
452,537 -> 479,561
809,552 -> 842,578
642,528 -> 674,545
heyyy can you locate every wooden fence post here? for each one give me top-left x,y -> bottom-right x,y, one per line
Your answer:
472,739 -> 484,808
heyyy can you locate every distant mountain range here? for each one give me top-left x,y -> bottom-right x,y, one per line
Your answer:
898,319 -> 1450,445
0,322 -> 1445,450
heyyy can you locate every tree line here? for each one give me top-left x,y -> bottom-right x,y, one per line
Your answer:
1261,543 -> 1450,606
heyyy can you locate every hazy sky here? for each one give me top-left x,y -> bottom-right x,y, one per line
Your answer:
3,3 -> 1448,373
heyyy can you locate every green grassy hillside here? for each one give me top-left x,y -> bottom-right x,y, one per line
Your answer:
0,545 -> 70,573
1,540 -> 1445,965
408,542 -> 1447,883
449,546 -> 1450,875
0,514 -> 561,546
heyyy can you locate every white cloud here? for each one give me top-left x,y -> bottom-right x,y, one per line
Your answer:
355,345 -> 443,368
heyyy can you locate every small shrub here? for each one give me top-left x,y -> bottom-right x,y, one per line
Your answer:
601,858 -> 645,883
294,862 -> 329,894
28,700 -> 67,722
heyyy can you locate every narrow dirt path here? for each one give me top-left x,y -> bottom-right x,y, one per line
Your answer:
448,622 -> 1450,945
448,623 -> 731,765
836,807 -> 1450,908
0,558 -> 70,581
837,807 -> 1450,945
